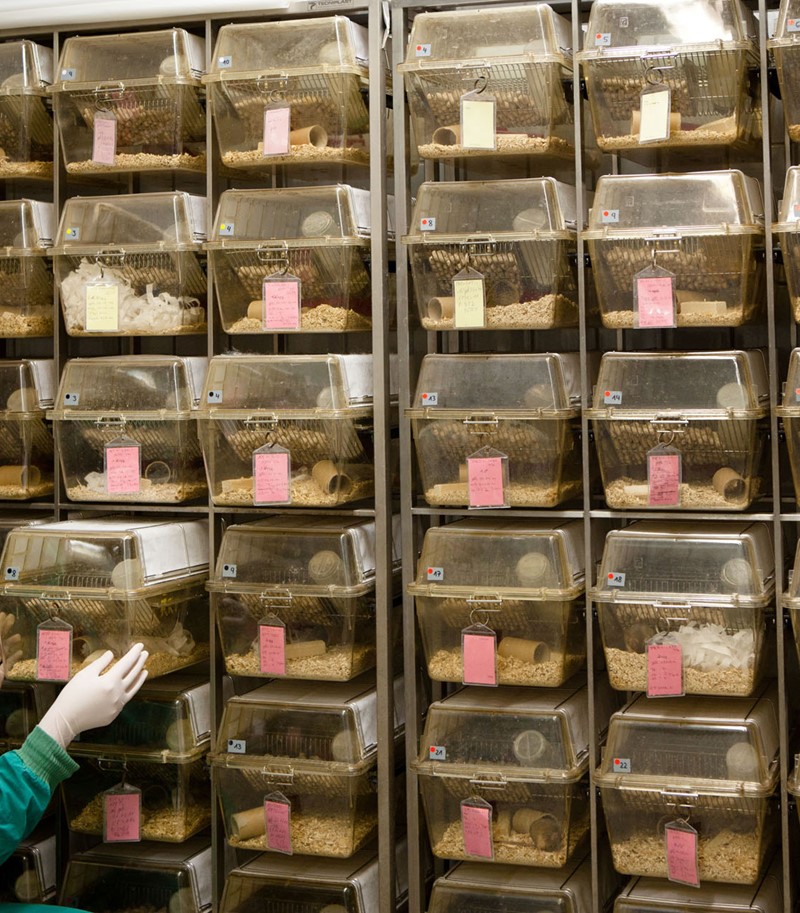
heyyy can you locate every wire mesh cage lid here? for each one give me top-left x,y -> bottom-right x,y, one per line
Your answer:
50,355 -> 207,418
211,674 -> 406,769
399,3 -> 572,69
200,354 -> 384,414
60,838 -> 212,913
592,520 -> 775,604
210,515 -> 401,595
587,350 -> 769,416
577,0 -> 757,57
414,684 -> 592,781
584,171 -> 764,234
408,352 -> 582,416
596,684 -> 780,794
410,518 -> 585,599
0,40 -> 53,94
68,674 -> 210,762
0,518 -> 208,594
404,179 -> 579,241
52,28 -> 205,87
52,192 -> 207,253
0,200 -> 53,253
210,185 -> 379,246
0,358 -> 55,413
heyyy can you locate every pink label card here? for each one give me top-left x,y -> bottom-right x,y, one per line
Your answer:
647,643 -> 683,697
263,278 -> 301,330
253,450 -> 291,504
105,445 -> 141,495
259,623 -> 286,676
92,115 -> 117,166
467,456 -> 505,509
264,799 -> 293,854
263,107 -> 291,156
666,824 -> 700,886
37,627 -> 72,682
461,803 -> 493,859
103,791 -> 142,843
636,275 -> 675,328
648,452 -> 681,506
462,631 -> 497,686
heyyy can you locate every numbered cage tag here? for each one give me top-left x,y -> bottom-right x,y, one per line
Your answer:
647,444 -> 682,507
36,617 -> 73,682
85,280 -> 120,333
104,437 -> 142,496
665,819 -> 700,887
636,84 -> 673,145
103,783 -> 142,844
633,264 -> 676,329
461,622 -> 498,687
460,797 -> 494,859
253,444 -> 292,506
264,791 -> 293,854
453,266 -> 486,329
262,104 -> 291,157
92,110 -> 117,165
467,446 -> 509,510
262,273 -> 301,331
258,614 -> 286,676
460,89 -> 496,151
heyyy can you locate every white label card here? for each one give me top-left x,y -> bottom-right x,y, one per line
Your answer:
638,86 -> 672,144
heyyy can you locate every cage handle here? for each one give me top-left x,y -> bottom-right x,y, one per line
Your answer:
261,766 -> 294,785
660,789 -> 698,801
93,81 -> 126,98
643,61 -> 676,86
244,415 -> 279,427
260,589 -> 293,608
468,775 -> 507,790
463,416 -> 499,432
94,249 -> 127,269
94,417 -> 127,429
649,246 -> 681,267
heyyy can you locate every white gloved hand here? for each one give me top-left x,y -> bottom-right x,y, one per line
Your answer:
38,643 -> 149,748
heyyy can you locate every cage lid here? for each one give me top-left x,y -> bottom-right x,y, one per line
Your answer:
780,539 -> 800,605
53,28 -> 205,86
615,859 -> 782,913
0,40 -> 53,93
49,355 -> 207,419
400,4 -> 571,68
209,515 -> 401,596
199,354 -> 383,414
0,200 -> 53,253
0,358 -> 55,413
209,186 -> 377,245
0,680 -> 55,749
584,171 -> 764,234
410,518 -> 585,600
588,350 -> 769,416
596,686 -> 780,795
206,16 -> 368,78
404,179 -> 578,241
0,518 -> 208,596
52,192 -> 207,253
578,0 -> 756,57
68,674 -> 210,763
413,684 -> 592,782
211,675 -> 405,771
592,521 -> 774,605
768,0 -> 800,44
773,166 -> 800,231
408,353 -> 581,417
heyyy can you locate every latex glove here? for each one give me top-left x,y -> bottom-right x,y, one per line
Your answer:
38,643 -> 148,747
0,612 -> 22,688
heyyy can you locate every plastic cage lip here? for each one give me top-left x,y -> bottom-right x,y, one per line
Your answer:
398,51 -> 573,72
585,406 -> 769,420
593,770 -> 778,798
206,579 -> 378,598
589,589 -> 774,608
576,38 -> 758,61
405,406 -> 581,420
408,582 -> 585,601
402,229 -> 577,245
66,741 -> 209,764
412,759 -> 589,784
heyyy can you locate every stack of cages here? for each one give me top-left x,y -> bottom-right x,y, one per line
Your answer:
577,0 -> 760,152
591,521 -> 775,697
0,199 -> 54,338
582,171 -> 765,329
52,192 -> 207,336
49,28 -> 206,175
0,358 -> 55,500
771,168 -> 800,323
408,353 -> 583,508
0,518 -> 209,683
586,350 -> 770,510
204,17 -> 372,170
596,685 -> 780,885
198,354 -> 387,508
412,682 -> 615,868
220,845 -> 409,913
403,179 -> 580,331
62,674 -> 211,843
0,826 -> 57,904
398,4 -> 574,160
210,515 -> 401,682
210,675 -> 406,859
50,355 -> 208,504
409,519 -> 587,687
769,0 -> 800,144
60,839 -> 212,913
208,185 -> 381,334
0,40 -> 53,180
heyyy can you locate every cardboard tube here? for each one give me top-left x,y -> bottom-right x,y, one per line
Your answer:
498,636 -> 551,664
285,639 -> 327,660
291,125 -> 328,147
712,467 -> 745,501
432,124 -> 461,145
308,550 -> 344,584
312,460 -> 352,496
231,805 -> 266,840
631,109 -> 681,135
678,299 -> 727,316
247,299 -> 264,320
427,296 -> 454,321
0,465 -> 39,486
